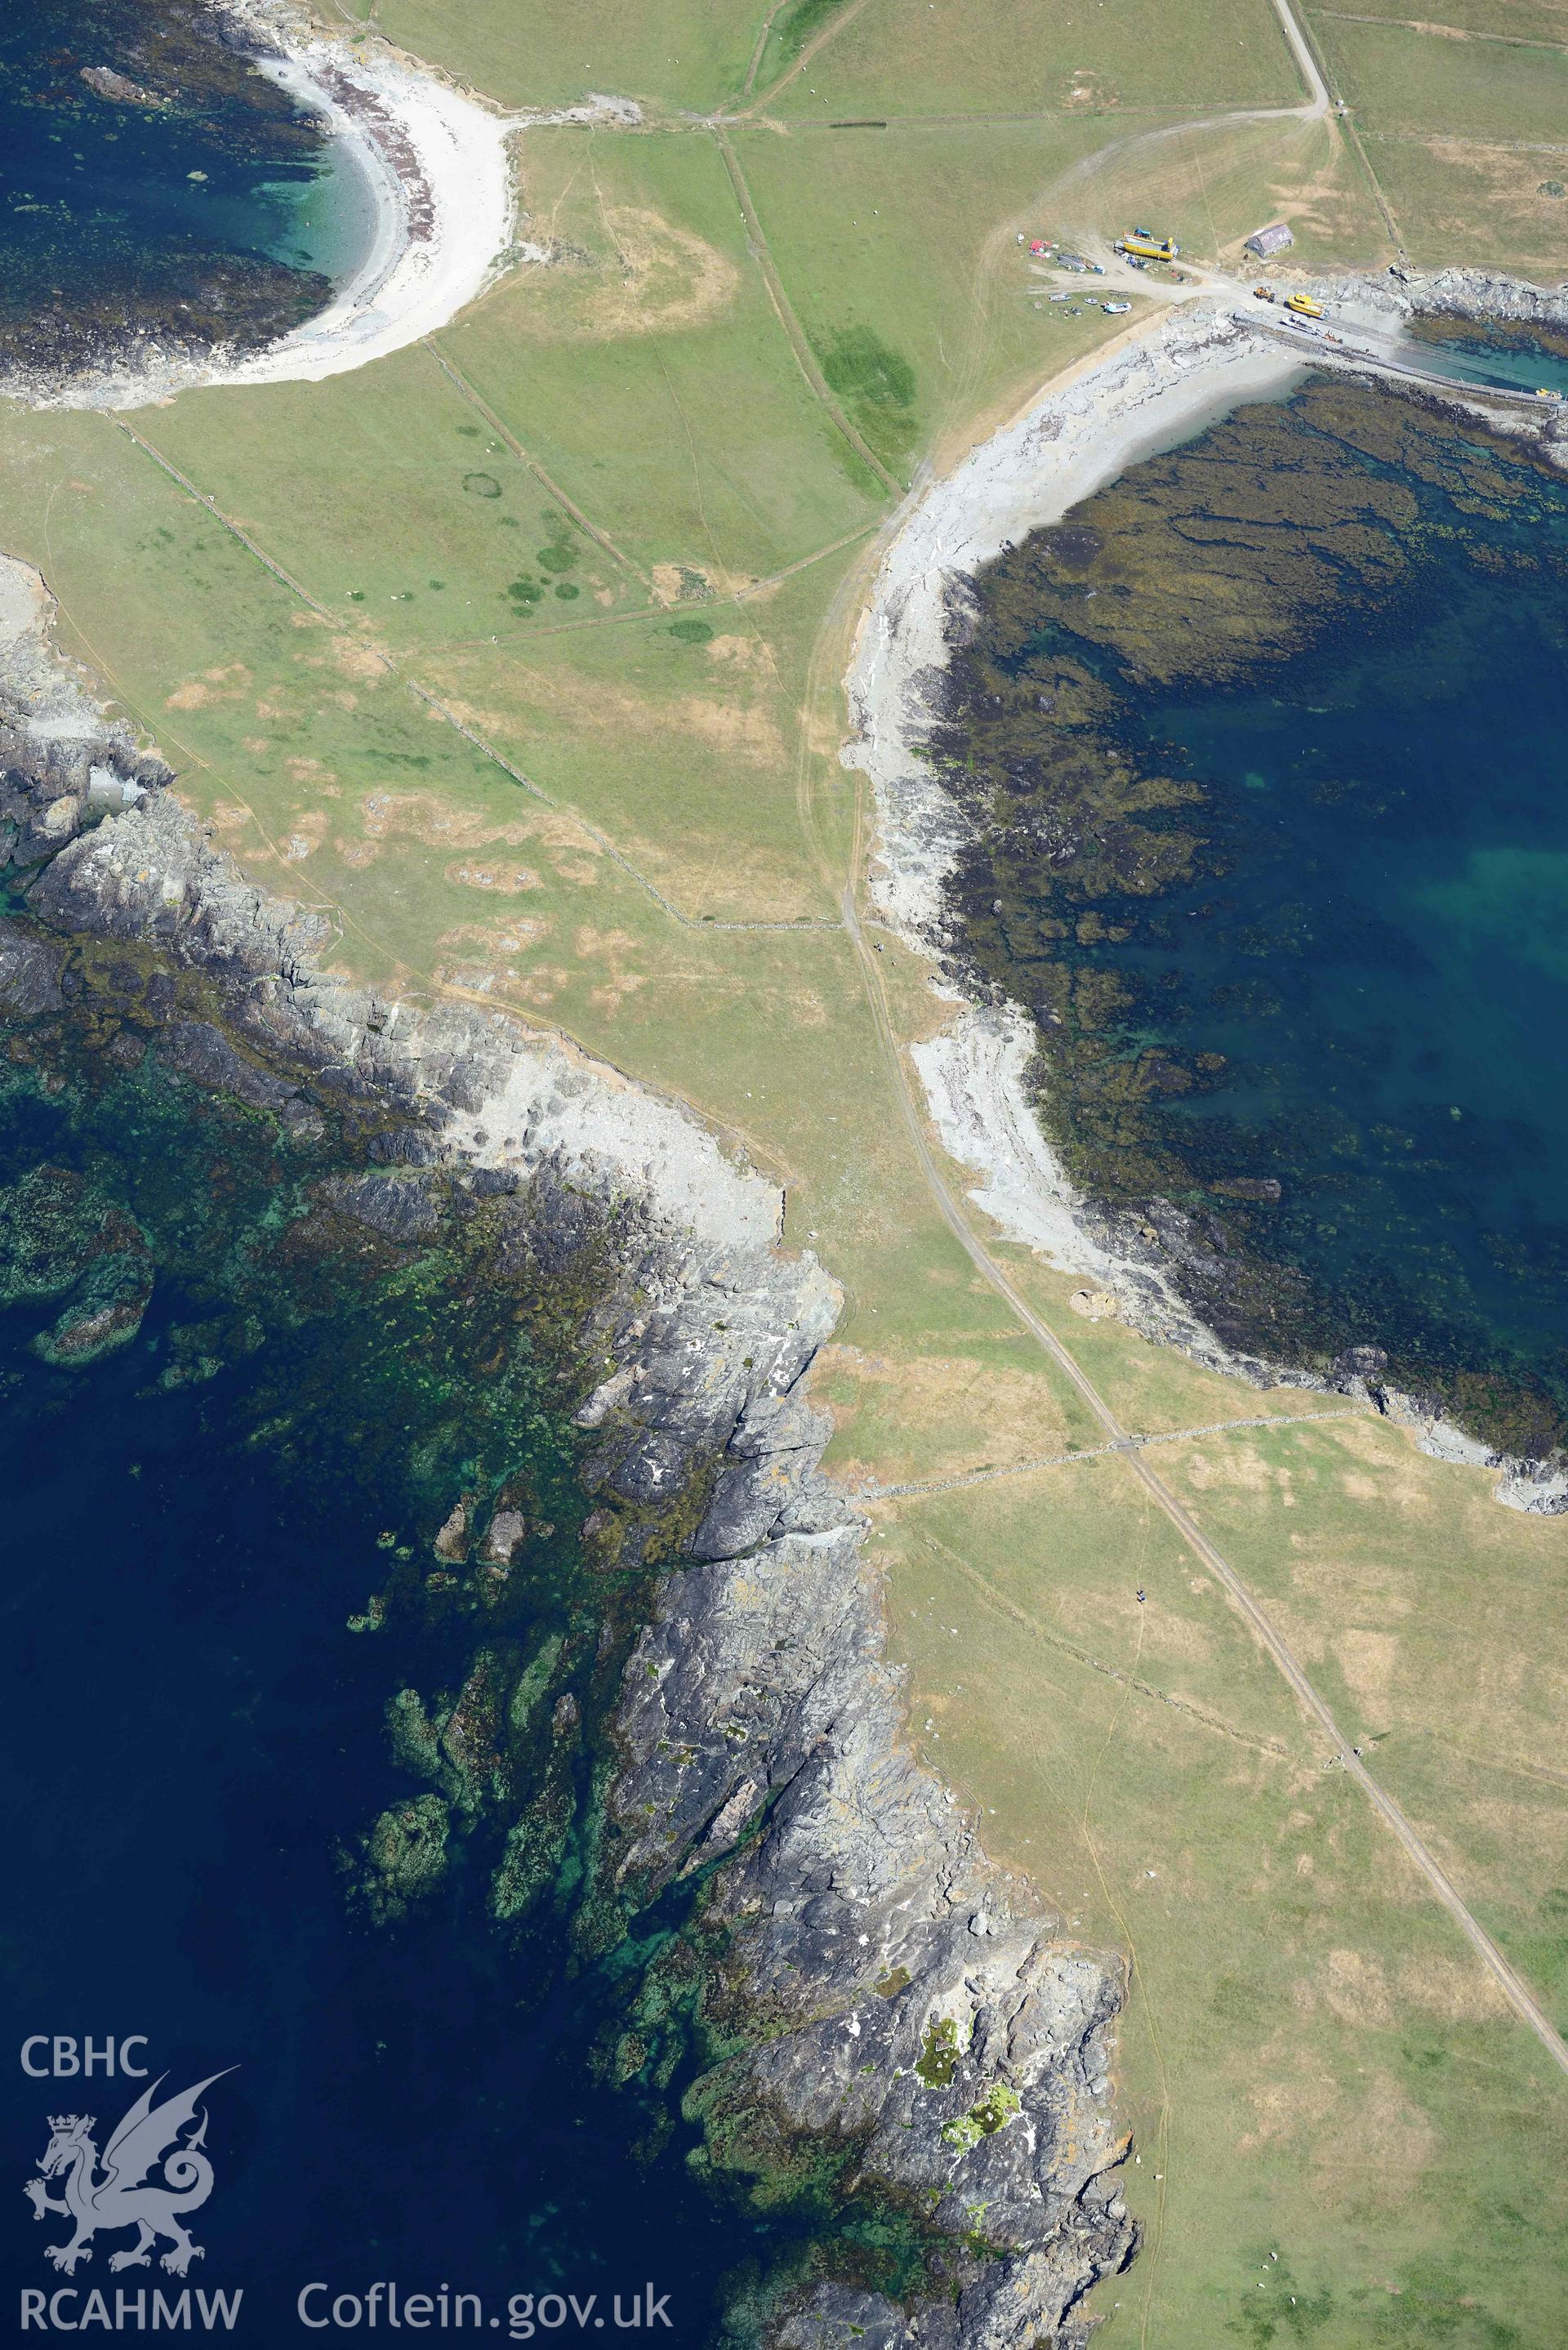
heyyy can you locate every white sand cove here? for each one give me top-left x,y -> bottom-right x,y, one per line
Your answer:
53,4 -> 639,411
226,21 -> 639,397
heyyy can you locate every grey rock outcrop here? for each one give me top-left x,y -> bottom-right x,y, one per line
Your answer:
611,1524 -> 1134,2346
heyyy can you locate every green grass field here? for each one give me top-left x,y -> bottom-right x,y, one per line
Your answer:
1308,0 -> 1568,46
1314,12 -> 1568,136
2,0 -> 1566,2331
887,1441 -> 1568,2348
763,0 -> 1306,119
332,0 -> 767,112
1299,6 -> 1568,265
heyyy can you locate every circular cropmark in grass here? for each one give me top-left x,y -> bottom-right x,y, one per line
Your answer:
537,544 -> 578,573
668,618 -> 713,644
507,577 -> 544,608
555,582 -> 580,600
463,471 -> 503,497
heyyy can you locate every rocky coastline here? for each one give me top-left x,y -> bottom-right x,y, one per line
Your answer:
1335,264 -> 1568,337
0,551 -> 1135,2344
843,296 -> 1568,1513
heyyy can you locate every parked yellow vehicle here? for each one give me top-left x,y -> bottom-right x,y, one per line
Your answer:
1116,233 -> 1178,262
1285,293 -> 1324,319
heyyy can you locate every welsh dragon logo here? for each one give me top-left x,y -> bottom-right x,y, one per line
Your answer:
24,2071 -> 234,2277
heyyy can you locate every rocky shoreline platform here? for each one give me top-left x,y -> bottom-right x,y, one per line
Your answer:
0,550 -> 1134,2344
844,294 -> 1568,1514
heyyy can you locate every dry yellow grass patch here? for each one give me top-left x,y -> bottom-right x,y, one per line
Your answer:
433,916 -> 555,996
437,916 -> 550,952
437,671 -> 785,769
811,1341 -> 1072,1486
356,793 -> 609,894
704,632 -> 774,676
360,792 -> 537,849
1333,1627 -> 1401,1706
1394,1951 -> 1508,2023
1142,1606 -> 1220,1670
513,205 -> 740,341
1462,1793 -> 1568,1867
1379,135 -> 1568,270
572,922 -> 649,1016
165,662 -> 251,709
1241,2062 -> 1340,2149
322,637 -> 388,683
1183,1440 -> 1288,1496
1318,2070 -> 1436,2192
1323,1946 -> 1396,2027
1216,126 -> 1381,258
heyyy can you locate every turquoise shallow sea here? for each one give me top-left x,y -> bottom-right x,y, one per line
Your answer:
0,0 -> 376,375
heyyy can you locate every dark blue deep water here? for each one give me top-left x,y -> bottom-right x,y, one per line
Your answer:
0,0 -> 374,379
1143,543 -> 1568,1407
0,1026 -> 795,2342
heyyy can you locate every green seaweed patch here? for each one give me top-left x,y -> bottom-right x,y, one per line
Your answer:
350,1792 -> 452,1923
915,2017 -> 962,2088
941,2080 -> 1020,2152
875,1966 -> 911,2000
0,909 -> 995,2319
1405,310 -> 1568,368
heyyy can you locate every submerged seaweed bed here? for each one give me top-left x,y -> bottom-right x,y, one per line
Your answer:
0,914 -> 991,2335
931,370 -> 1568,1456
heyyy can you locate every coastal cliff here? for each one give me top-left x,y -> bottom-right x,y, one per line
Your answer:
0,554 -> 1134,2344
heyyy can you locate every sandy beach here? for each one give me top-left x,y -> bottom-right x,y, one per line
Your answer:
843,304 -> 1303,939
223,38 -> 515,395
